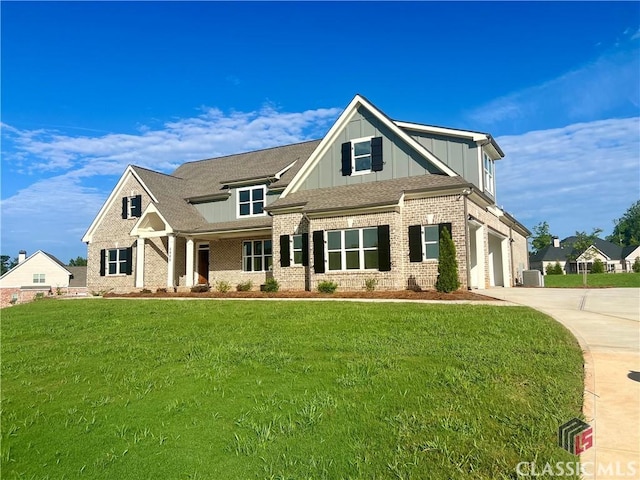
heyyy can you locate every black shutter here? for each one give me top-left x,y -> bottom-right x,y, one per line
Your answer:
371,136 -> 383,172
341,142 -> 352,176
313,230 -> 325,273
121,197 -> 128,219
301,233 -> 309,266
408,225 -> 423,262
439,223 -> 453,241
125,247 -> 133,275
131,195 -> 142,217
280,235 -> 291,267
377,225 -> 391,271
99,249 -> 106,276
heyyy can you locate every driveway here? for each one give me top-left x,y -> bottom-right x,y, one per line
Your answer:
486,288 -> 640,479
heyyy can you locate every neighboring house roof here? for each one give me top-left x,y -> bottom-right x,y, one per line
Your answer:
530,237 -> 640,263
268,175 -> 470,214
67,266 -> 88,287
0,250 -> 71,280
622,245 -> 640,259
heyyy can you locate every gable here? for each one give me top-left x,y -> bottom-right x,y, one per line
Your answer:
283,95 -> 457,197
0,251 -> 71,288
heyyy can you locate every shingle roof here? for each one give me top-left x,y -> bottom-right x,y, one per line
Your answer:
267,174 -> 469,213
67,266 -> 87,287
171,140 -> 320,197
531,237 -> 637,262
187,216 -> 273,234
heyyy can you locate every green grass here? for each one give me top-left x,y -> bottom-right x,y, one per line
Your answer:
1,299 -> 584,479
544,272 -> 640,288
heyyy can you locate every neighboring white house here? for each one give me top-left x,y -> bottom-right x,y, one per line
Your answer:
0,250 -> 87,307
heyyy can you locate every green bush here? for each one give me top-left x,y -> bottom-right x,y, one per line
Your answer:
215,281 -> 231,293
546,262 -> 563,275
236,280 -> 253,292
317,280 -> 338,294
435,226 -> 460,293
262,277 -> 280,293
190,284 -> 210,293
633,257 -> 640,273
364,278 -> 378,292
591,259 -> 605,274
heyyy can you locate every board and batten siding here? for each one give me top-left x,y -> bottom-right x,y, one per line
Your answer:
191,188 -> 280,223
298,107 -> 467,192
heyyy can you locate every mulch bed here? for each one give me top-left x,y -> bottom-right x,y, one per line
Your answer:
104,289 -> 498,301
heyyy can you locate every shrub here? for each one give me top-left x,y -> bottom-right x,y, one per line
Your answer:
364,278 -> 378,292
262,278 -> 280,292
317,280 -> 338,294
591,259 -> 605,274
190,284 -> 210,293
546,262 -> 563,275
435,226 -> 460,293
156,288 -> 167,293
633,257 -> 640,273
141,288 -> 152,294
236,280 -> 253,292
215,281 -> 231,293
34,292 -> 45,301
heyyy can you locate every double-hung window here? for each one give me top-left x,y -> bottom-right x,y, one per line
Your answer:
352,137 -> 372,174
243,240 -> 272,272
292,234 -> 304,266
423,226 -> 440,260
122,195 -> 142,219
483,153 -> 494,195
408,223 -> 452,262
237,186 -> 266,217
33,273 -> 45,284
327,227 -> 379,271
341,137 -> 383,176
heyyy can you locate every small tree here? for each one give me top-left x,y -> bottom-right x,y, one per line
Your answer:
68,256 -> 87,266
530,221 -> 553,254
591,258 -> 605,274
435,226 -> 460,293
632,257 -> 640,273
546,262 -> 563,275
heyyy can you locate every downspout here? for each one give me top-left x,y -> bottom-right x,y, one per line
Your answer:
509,225 -> 516,286
462,189 -> 472,290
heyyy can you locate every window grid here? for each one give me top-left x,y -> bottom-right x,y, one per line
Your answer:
33,273 -> 45,284
238,186 -> 266,217
327,228 -> 378,271
242,240 -> 273,272
107,248 -> 129,275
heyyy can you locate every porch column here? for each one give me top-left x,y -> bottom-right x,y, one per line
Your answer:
167,234 -> 176,288
185,238 -> 195,287
135,238 -> 145,288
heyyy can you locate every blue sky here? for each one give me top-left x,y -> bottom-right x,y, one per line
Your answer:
2,1 -> 639,263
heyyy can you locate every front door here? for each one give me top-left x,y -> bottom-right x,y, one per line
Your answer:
197,246 -> 209,284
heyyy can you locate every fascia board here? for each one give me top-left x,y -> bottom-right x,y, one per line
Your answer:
395,121 -> 489,142
82,165 -> 158,243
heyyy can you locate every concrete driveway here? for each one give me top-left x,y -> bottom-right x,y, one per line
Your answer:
486,288 -> 640,479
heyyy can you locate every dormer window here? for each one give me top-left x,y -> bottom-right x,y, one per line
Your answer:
341,137 -> 383,176
237,185 -> 266,217
483,153 -> 495,195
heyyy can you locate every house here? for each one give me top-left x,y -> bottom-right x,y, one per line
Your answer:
0,250 -> 88,307
82,94 -> 530,293
530,236 -> 640,274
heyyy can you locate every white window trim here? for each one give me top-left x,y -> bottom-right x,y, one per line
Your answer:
483,152 -> 495,195
33,273 -> 46,284
422,225 -> 440,261
350,136 -> 374,176
236,185 -> 267,218
242,239 -> 273,272
291,234 -> 303,266
106,248 -> 129,276
326,227 -> 378,271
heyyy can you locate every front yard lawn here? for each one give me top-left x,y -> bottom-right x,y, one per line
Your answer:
1,299 -> 584,479
544,272 -> 640,288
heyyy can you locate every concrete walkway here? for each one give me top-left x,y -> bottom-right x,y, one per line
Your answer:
486,288 -> 640,479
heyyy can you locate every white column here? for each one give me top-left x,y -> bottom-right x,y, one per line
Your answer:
167,234 -> 175,288
135,238 -> 145,288
185,238 -> 194,287
502,238 -> 511,288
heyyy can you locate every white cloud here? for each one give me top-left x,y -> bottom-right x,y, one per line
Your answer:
0,104 -> 341,260
466,39 -> 640,132
497,117 -> 640,239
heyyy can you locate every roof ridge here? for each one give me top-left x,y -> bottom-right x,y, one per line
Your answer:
178,139 -> 322,167
131,165 -> 182,180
